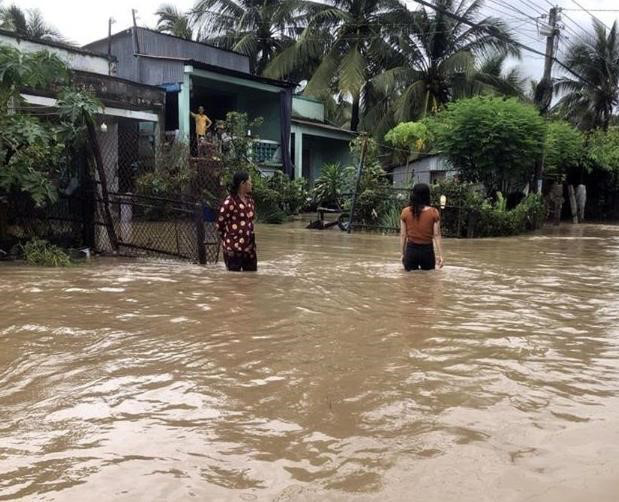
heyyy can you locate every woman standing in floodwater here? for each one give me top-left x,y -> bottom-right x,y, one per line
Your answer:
217,172 -> 257,271
400,183 -> 444,271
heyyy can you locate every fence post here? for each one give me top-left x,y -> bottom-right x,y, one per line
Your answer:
195,203 -> 207,265
86,119 -> 119,251
347,134 -> 369,234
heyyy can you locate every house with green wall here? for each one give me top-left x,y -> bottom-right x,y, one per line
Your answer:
84,27 -> 354,184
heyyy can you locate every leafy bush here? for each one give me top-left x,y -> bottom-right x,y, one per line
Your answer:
427,179 -> 544,237
0,46 -> 100,208
379,199 -> 404,230
346,137 -> 391,224
430,178 -> 485,208
135,141 -> 192,198
544,121 -> 584,177
474,194 -> 545,237
434,96 -> 546,193
266,171 -> 308,215
20,239 -> 72,267
312,163 -> 353,208
586,127 -> 619,175
251,170 -> 308,224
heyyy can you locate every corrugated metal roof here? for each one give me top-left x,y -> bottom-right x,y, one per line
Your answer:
84,27 -> 247,65
292,117 -> 356,135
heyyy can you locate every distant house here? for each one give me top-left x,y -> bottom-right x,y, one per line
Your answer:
0,29 -> 166,195
84,27 -> 354,181
390,154 -> 457,188
291,96 -> 355,184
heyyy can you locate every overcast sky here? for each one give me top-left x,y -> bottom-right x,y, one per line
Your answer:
12,0 -> 619,82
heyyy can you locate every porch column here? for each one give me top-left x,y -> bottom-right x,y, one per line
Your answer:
178,65 -> 193,142
294,128 -> 303,179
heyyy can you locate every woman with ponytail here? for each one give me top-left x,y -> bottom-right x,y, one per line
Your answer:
399,183 -> 444,271
217,171 -> 257,271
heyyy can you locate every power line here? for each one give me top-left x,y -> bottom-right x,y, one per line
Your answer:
561,11 -> 595,39
568,0 -> 613,31
409,0 -> 595,86
512,0 -> 547,16
562,8 -> 619,12
485,0 -> 540,22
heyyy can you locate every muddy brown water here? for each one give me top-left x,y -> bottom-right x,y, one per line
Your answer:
1,223 -> 619,501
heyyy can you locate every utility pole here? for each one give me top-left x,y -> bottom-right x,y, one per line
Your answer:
131,9 -> 142,82
107,17 -> 115,75
534,5 -> 561,193
347,134 -> 369,234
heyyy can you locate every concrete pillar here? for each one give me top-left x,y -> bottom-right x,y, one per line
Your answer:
178,66 -> 193,142
294,128 -> 303,179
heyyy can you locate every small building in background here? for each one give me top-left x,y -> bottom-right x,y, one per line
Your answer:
291,96 -> 355,185
83,27 -> 354,181
1,29 -> 166,195
389,154 -> 457,188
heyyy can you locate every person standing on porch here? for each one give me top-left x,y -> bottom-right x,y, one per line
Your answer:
217,172 -> 257,272
400,183 -> 444,271
191,106 -> 212,155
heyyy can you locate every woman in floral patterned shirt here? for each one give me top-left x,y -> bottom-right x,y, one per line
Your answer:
217,172 -> 257,271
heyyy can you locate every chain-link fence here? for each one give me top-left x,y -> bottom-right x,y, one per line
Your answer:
340,186 -> 472,238
93,191 -> 219,263
6,192 -> 94,249
92,119 -> 225,263
7,116 -> 228,263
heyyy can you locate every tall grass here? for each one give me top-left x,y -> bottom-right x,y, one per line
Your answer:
20,239 -> 72,267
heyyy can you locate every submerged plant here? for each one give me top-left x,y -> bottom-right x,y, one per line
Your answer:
20,239 -> 72,267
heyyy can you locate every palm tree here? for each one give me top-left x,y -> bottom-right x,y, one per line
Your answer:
468,52 -> 527,98
265,0 -> 408,131
0,5 -> 64,42
155,4 -> 195,40
554,20 -> 619,131
192,0 -> 309,76
368,0 -> 520,124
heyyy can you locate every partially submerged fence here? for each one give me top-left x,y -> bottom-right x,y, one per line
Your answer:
8,117 -> 226,263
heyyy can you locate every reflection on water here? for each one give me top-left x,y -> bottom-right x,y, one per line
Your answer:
1,223 -> 619,501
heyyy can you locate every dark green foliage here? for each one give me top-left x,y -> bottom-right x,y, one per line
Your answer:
312,162 -> 353,208
252,170 -> 308,224
20,238 -> 72,266
544,121 -> 585,177
434,97 -> 546,193
430,179 -> 544,237
473,194 -> 545,237
554,20 -> 619,131
136,142 -> 193,198
0,45 -> 100,207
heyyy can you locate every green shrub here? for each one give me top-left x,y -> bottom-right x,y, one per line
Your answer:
430,178 -> 485,208
426,180 -> 544,237
434,96 -> 546,193
312,163 -> 353,208
250,170 -> 307,224
135,141 -> 192,198
474,194 -> 545,237
20,239 -> 72,267
379,199 -> 404,230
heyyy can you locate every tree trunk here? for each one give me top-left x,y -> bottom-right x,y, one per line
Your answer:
350,94 -> 360,132
567,184 -> 578,224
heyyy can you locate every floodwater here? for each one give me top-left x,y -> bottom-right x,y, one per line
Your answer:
1,223 -> 619,502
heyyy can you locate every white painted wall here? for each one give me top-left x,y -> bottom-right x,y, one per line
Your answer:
0,33 -> 109,75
